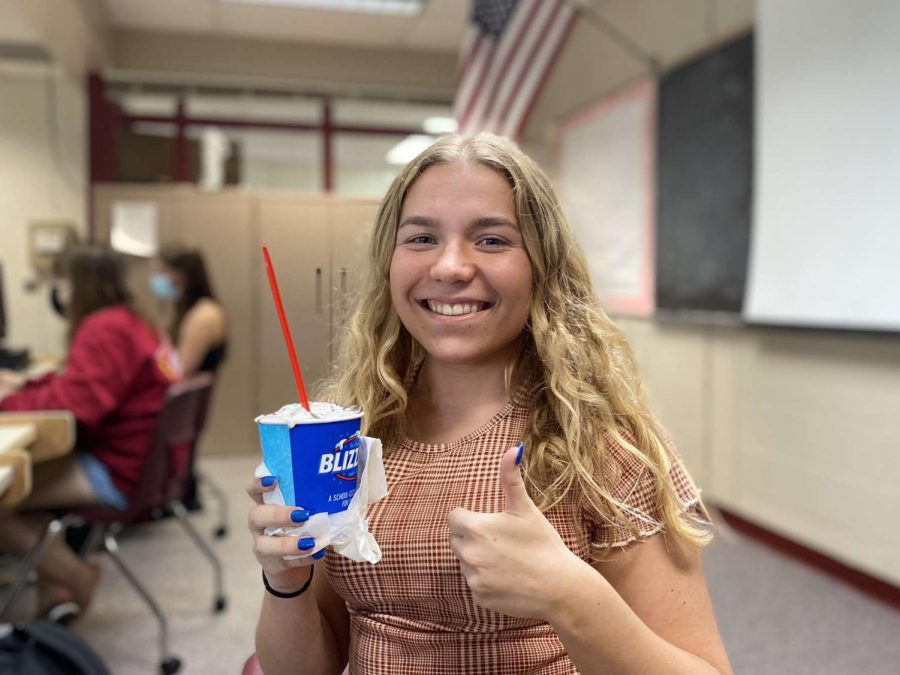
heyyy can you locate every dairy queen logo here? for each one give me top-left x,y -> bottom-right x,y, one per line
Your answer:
317,432 -> 360,481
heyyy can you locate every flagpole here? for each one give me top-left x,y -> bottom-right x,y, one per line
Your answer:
564,0 -> 662,76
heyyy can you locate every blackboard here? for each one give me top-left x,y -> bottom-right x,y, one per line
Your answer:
655,32 -> 753,314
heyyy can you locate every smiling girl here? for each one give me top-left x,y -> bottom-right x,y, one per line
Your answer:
247,134 -> 733,674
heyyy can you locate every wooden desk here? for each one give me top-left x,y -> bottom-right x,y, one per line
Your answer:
0,411 -> 75,463
0,424 -> 36,453
0,466 -> 13,496
0,424 -> 36,507
0,411 -> 74,507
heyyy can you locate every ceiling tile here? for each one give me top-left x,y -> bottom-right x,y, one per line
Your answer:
404,0 -> 468,51
102,0 -> 465,52
103,0 -> 215,33
215,2 -> 411,47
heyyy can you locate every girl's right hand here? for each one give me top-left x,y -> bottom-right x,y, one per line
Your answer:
247,475 -> 324,593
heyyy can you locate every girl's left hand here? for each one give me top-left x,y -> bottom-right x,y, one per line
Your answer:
447,445 -> 596,620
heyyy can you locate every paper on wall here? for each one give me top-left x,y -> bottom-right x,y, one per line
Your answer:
110,201 -> 158,257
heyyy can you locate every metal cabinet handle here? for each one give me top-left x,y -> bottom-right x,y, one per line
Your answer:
340,268 -> 348,293
315,267 -> 322,315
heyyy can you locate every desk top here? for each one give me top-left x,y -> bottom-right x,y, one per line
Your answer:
0,424 -> 37,455
0,412 -> 73,463
0,466 -> 14,496
0,424 -> 35,503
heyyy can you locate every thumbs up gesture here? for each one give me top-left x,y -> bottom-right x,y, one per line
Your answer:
447,444 -> 590,620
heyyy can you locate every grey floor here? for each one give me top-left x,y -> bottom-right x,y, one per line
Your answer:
13,454 -> 900,674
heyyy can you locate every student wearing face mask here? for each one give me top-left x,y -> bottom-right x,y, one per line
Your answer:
0,245 -> 180,622
150,245 -> 227,512
151,245 -> 228,377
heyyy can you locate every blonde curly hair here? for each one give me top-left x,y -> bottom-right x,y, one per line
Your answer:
322,133 -> 711,555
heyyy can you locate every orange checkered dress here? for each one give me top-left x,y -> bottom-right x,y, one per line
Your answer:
325,393 -> 700,674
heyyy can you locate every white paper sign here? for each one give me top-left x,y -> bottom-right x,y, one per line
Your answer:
110,202 -> 159,257
33,230 -> 68,254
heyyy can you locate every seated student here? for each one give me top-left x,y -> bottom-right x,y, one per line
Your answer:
151,244 -> 228,377
0,244 -> 180,620
151,244 -> 228,510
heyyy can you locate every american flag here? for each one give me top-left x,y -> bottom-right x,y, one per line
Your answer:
454,0 -> 579,139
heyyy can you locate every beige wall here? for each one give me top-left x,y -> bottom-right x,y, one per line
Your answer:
0,0 -> 106,357
0,64 -> 87,356
619,318 -> 900,587
524,0 -> 900,586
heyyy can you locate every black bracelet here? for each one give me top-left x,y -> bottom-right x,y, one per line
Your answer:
262,567 -> 314,599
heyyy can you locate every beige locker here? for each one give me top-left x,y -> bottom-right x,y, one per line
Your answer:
329,198 -> 378,360
256,195 -> 332,412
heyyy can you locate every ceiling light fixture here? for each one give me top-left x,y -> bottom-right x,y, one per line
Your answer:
423,117 -> 458,134
386,135 -> 436,165
220,0 -> 425,16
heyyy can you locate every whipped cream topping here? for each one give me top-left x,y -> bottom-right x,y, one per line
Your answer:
256,402 -> 363,427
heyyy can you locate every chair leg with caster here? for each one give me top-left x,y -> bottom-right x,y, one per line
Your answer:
161,657 -> 182,675
197,470 -> 229,539
103,528 -> 182,673
170,500 -> 227,613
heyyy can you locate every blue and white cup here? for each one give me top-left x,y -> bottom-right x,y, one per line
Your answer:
256,403 -> 364,516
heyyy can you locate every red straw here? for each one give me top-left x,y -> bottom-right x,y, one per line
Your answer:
261,246 -> 311,411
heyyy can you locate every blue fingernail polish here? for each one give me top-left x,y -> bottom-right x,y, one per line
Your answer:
291,509 -> 310,523
515,442 -> 524,465
298,537 -> 315,551
312,549 -> 326,560
261,476 -> 276,487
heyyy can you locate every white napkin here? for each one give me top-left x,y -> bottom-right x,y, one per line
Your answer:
255,435 -> 388,564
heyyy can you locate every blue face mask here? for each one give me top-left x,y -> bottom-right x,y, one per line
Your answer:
149,273 -> 182,300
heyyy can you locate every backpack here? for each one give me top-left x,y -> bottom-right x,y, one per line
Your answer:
0,620 -> 110,675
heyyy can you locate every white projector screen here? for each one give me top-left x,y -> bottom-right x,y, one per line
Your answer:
745,0 -> 900,331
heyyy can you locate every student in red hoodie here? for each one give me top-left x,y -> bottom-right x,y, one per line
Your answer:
0,244 -> 180,620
